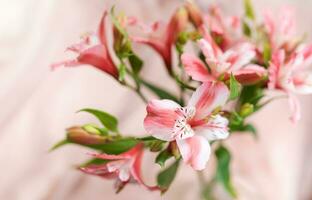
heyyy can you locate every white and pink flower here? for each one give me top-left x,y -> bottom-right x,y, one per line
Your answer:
269,44 -> 312,122
182,36 -> 266,85
51,11 -> 119,79
80,143 -> 158,192
144,82 -> 230,170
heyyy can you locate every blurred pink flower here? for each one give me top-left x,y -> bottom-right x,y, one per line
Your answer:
80,143 -> 158,192
144,82 -> 229,170
269,44 -> 312,122
182,36 -> 266,85
264,6 -> 297,51
131,7 -> 188,75
51,11 -> 119,79
204,4 -> 242,50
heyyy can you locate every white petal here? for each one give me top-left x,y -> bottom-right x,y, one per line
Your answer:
194,115 -> 229,141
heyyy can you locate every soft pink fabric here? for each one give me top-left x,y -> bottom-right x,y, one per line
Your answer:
1,0 -> 312,199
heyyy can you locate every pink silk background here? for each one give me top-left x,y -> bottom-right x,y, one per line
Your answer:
1,0 -> 312,199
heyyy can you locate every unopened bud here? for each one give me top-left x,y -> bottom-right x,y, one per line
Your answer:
82,124 -> 102,135
239,103 -> 254,117
67,126 -> 108,145
170,141 -> 181,159
185,0 -> 203,28
169,7 -> 189,42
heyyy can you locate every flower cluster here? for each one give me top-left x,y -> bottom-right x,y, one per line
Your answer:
52,0 -> 312,198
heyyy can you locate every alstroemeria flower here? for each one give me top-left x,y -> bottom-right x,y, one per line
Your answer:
264,6 -> 298,51
80,143 -> 157,192
52,11 -> 119,79
268,44 -> 312,122
131,7 -> 188,75
144,82 -> 230,170
204,4 -> 242,50
182,37 -> 266,85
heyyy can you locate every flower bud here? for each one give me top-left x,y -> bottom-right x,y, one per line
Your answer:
67,126 -> 108,145
185,0 -> 204,28
169,7 -> 189,43
239,103 -> 254,117
170,141 -> 181,159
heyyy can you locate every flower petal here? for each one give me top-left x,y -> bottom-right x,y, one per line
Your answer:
228,43 -> 256,71
176,135 -> 211,170
292,71 -> 312,94
193,114 -> 229,141
144,100 -> 181,141
188,82 -> 229,120
78,45 -> 118,78
130,147 -> 159,191
181,53 -> 214,82
232,64 -> 267,85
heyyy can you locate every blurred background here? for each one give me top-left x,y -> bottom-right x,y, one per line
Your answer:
1,0 -> 312,199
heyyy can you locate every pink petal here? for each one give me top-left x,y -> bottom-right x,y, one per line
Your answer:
89,152 -> 129,160
292,72 -> 312,94
288,93 -> 301,123
181,53 -> 214,82
176,135 -> 211,170
131,36 -> 171,73
188,82 -> 229,120
97,11 -> 108,46
228,43 -> 256,71
144,100 -> 181,141
80,164 -> 117,179
78,45 -> 118,78
50,59 -> 81,71
193,114 -> 229,141
130,147 -> 159,191
197,38 -> 218,62
232,64 -> 267,85
118,168 -> 131,182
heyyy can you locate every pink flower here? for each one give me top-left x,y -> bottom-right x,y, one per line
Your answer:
51,11 -> 119,79
80,143 -> 158,192
181,37 -> 266,85
264,6 -> 297,51
204,4 -> 242,50
269,44 -> 312,122
131,8 -> 188,75
144,82 -> 230,170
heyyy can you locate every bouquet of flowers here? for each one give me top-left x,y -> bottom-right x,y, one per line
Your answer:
51,0 -> 312,198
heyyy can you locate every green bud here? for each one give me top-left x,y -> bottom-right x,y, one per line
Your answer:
67,126 -> 108,145
239,103 -> 254,117
82,124 -> 102,135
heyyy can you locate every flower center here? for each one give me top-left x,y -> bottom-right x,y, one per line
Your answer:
172,107 -> 196,140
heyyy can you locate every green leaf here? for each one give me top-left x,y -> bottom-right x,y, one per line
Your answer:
244,0 -> 255,20
242,124 -> 257,137
229,74 -> 241,100
215,145 -> 237,198
80,158 -> 108,167
87,138 -> 138,154
239,85 -> 264,105
49,139 -> 70,152
155,149 -> 173,167
128,53 -> 143,74
140,79 -> 180,103
79,109 -> 118,132
157,160 -> 180,193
